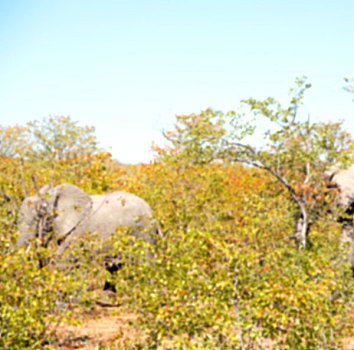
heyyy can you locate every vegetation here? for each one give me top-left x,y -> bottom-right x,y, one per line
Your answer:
0,79 -> 353,349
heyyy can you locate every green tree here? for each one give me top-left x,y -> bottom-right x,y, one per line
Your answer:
0,125 -> 32,158
27,115 -> 99,161
0,116 -> 104,197
159,77 -> 354,248
0,116 -> 99,161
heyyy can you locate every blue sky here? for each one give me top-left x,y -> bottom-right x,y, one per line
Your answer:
0,0 -> 353,163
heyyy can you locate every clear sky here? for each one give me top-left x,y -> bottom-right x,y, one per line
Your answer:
0,0 -> 353,163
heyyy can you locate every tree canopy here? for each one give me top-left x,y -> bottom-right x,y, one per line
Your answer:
158,77 -> 354,248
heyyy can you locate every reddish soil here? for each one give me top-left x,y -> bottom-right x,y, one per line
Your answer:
52,306 -> 354,350
344,337 -> 354,350
53,308 -> 137,349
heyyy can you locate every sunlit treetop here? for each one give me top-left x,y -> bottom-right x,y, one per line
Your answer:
0,116 -> 99,161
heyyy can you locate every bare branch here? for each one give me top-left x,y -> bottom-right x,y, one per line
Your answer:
31,174 -> 40,195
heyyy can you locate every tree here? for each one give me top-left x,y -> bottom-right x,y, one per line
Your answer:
0,116 -> 99,161
159,77 -> 354,248
120,129 -> 354,348
27,116 -> 99,160
0,125 -> 32,158
0,116 -> 105,196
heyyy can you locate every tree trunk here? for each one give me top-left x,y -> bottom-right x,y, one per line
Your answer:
293,209 -> 309,249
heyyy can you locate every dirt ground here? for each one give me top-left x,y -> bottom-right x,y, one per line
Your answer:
53,307 -> 137,350
53,306 -> 354,350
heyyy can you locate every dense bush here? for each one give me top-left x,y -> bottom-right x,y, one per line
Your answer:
0,83 -> 353,349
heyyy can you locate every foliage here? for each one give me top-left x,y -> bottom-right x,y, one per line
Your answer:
113,159 -> 353,349
0,81 -> 353,349
157,77 -> 354,248
0,228 -> 97,349
27,115 -> 99,161
0,126 -> 31,158
0,117 -> 116,349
